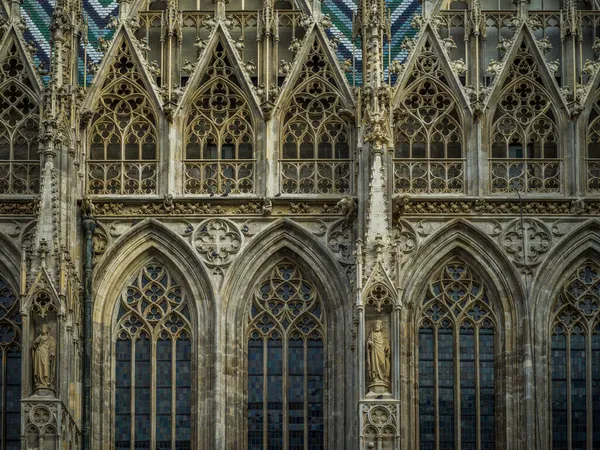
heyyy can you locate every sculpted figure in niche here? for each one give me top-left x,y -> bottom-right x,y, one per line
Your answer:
33,324 -> 56,391
366,320 -> 390,394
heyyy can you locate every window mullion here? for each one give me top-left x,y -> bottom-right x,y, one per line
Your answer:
567,333 -> 572,450
151,338 -> 157,450
2,349 -> 5,450
131,339 -> 136,450
283,335 -> 289,450
304,337 -> 308,450
587,329 -> 593,450
434,326 -> 440,450
455,327 -> 461,450
475,328 -> 481,450
263,338 -> 268,450
171,338 -> 177,450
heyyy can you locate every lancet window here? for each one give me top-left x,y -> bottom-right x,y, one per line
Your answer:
550,262 -> 600,450
418,261 -> 497,450
586,96 -> 600,193
0,276 -> 21,449
393,38 -> 464,194
0,43 -> 39,195
113,264 -> 192,449
280,40 -> 352,195
184,42 -> 255,195
87,42 -> 158,195
490,41 -> 560,193
247,261 -> 325,450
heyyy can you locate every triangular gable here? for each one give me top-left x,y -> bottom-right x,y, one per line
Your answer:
177,24 -> 262,116
275,24 -> 355,113
484,24 -> 568,113
23,267 -> 62,317
362,261 -> 398,310
82,25 -> 162,113
0,26 -> 43,95
393,23 -> 470,115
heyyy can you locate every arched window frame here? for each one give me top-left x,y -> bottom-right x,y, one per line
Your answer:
111,262 -> 195,450
87,41 -> 159,196
183,42 -> 256,195
549,261 -> 600,450
279,39 -> 353,195
393,38 -> 465,195
586,96 -> 600,193
0,42 -> 40,195
416,260 -> 499,450
245,258 -> 327,450
489,40 -> 561,194
0,272 -> 21,449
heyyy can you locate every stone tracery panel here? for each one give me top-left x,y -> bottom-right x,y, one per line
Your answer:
586,94 -> 600,193
550,262 -> 600,449
87,41 -> 158,195
113,263 -> 192,449
280,39 -> 352,195
0,42 -> 40,195
393,38 -> 465,194
247,260 -> 325,449
490,40 -> 560,193
417,261 -> 497,450
184,42 -> 255,195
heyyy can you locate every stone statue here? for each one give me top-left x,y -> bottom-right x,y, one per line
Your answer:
32,324 -> 56,391
366,320 -> 390,394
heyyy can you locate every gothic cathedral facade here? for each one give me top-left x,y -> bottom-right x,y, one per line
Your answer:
2,0 -> 600,448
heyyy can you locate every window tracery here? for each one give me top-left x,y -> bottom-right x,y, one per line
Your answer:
0,42 -> 40,195
113,264 -> 192,449
247,261 -> 325,450
280,40 -> 352,195
184,42 -> 255,195
393,38 -> 464,194
586,96 -> 600,193
550,262 -> 600,449
490,41 -> 560,193
418,261 -> 496,450
0,276 -> 21,449
88,42 -> 158,195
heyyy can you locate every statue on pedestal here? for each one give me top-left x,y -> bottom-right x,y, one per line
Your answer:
366,320 -> 390,394
32,324 -> 56,392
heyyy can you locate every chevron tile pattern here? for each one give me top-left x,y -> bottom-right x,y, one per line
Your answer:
20,0 -> 418,85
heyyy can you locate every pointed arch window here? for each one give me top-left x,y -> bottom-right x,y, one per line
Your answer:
550,262 -> 600,450
280,40 -> 352,195
490,41 -> 560,193
184,42 -> 255,195
0,42 -> 40,195
113,264 -> 192,449
0,276 -> 21,449
393,38 -> 465,194
586,96 -> 600,193
247,261 -> 326,450
418,261 -> 497,450
87,42 -> 158,195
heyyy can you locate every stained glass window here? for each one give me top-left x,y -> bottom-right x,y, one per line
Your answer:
114,264 -> 192,449
418,262 -> 497,450
0,276 -> 20,450
551,262 -> 600,449
247,261 -> 325,450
